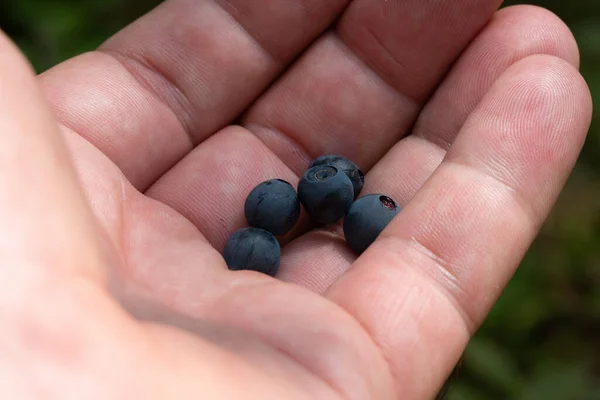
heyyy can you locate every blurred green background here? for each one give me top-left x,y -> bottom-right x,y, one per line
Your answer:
1,1 -> 597,398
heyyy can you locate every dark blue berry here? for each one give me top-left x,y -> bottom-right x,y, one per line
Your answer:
343,194 -> 401,254
298,165 -> 354,225
244,179 -> 300,236
309,155 -> 364,199
223,227 -> 281,276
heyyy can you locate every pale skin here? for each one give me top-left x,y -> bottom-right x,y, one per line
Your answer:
0,0 -> 593,398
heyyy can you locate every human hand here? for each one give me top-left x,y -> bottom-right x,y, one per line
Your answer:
2,1 -> 592,399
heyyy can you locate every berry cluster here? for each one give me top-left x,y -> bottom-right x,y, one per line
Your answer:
223,155 -> 401,276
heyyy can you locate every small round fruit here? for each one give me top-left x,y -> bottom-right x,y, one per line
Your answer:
343,194 -> 401,254
223,228 -> 281,276
309,155 -> 364,199
244,179 -> 300,236
298,165 -> 354,225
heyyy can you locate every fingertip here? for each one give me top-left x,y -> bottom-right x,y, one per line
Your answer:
475,53 -> 592,151
498,4 -> 580,69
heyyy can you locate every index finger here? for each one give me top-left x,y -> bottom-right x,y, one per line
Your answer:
327,56 -> 592,398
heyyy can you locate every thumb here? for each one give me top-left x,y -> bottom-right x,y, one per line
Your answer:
0,32 -> 107,285
0,31 -> 139,398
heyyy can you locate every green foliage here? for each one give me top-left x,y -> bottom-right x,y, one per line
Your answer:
1,0 -> 598,398
0,0 -> 161,72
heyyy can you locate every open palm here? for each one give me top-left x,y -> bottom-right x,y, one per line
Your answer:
2,1 -> 592,399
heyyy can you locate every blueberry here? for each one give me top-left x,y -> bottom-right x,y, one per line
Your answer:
223,227 -> 281,276
343,194 -> 401,254
298,165 -> 354,225
309,155 -> 364,199
244,179 -> 300,236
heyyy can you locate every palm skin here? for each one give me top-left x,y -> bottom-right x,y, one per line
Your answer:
0,1 -> 592,399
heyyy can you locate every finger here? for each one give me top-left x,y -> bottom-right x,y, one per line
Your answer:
0,33 -> 106,288
0,31 -> 140,396
244,0 -> 502,175
327,56 -> 592,399
147,0 -> 502,248
146,125 -> 304,248
277,5 -> 581,292
414,5 -> 580,149
39,0 -> 349,189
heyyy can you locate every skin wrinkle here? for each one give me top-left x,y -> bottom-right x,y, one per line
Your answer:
376,230 -> 478,335
355,24 -> 413,100
213,0 -> 288,64
99,48 -> 196,149
215,0 -> 351,62
244,121 -> 315,176
328,261 -> 468,398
